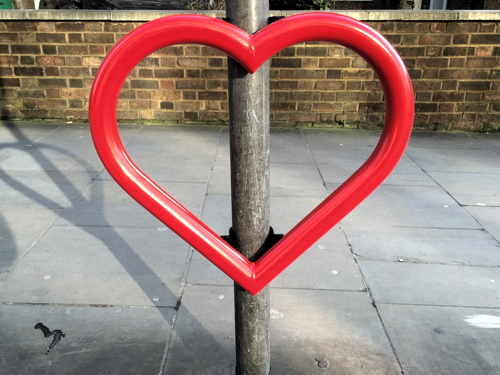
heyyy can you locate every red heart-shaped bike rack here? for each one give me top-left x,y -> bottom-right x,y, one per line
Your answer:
89,13 -> 414,295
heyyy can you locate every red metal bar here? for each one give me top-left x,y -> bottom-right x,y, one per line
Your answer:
89,13 -> 414,296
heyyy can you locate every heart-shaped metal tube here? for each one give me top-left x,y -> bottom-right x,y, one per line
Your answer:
89,13 -> 414,295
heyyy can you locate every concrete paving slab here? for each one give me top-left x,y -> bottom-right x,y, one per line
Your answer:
0,170 -> 97,208
0,225 -> 190,306
344,226 -> 500,266
37,123 -> 140,145
0,142 -> 104,172
165,285 -> 402,375
378,304 -> 500,375
0,121 -> 61,143
429,171 -> 500,206
120,126 -> 220,183
358,260 -> 500,307
55,180 -> 206,228
0,304 -> 173,375
163,285 -> 235,374
303,129 -> 382,150
470,132 -> 500,154
318,155 -> 436,186
270,163 -> 327,198
127,125 -> 222,146
335,185 -> 481,229
270,195 -> 330,234
405,147 -> 500,173
208,161 -> 327,197
270,129 -> 316,164
271,242 -> 365,291
407,131 -> 490,149
465,206 -> 500,242
269,289 -> 402,375
0,207 -> 63,273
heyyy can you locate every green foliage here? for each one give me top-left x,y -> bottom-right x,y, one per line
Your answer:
185,0 -> 225,10
296,0 -> 334,9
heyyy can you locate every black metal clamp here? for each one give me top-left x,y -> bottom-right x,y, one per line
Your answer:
221,227 -> 283,262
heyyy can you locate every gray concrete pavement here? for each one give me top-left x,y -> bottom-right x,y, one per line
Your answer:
0,121 -> 499,375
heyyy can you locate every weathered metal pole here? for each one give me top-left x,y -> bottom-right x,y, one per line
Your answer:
226,1 -> 271,374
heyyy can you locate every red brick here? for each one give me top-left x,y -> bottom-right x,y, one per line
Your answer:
342,70 -> 373,80
160,80 -> 175,89
453,34 -> 469,44
178,57 -> 207,68
442,80 -> 458,90
315,81 -> 344,91
270,81 -> 298,90
44,67 -> 59,76
56,22 -> 85,32
296,70 -> 325,79
430,23 -> 446,33
186,69 -> 200,78
83,33 -> 114,44
38,78 -> 67,88
319,58 -> 350,68
458,81 -> 490,91
297,103 -> 312,111
154,69 -> 184,78
155,46 -> 184,56
296,46 -> 328,56
395,22 -> 430,34
198,91 -> 227,101
347,81 -> 362,90
272,58 -> 302,68
279,69 -> 294,79
475,47 -> 493,57
419,35 -> 452,45
416,58 -> 449,68
46,89 -> 61,98
433,92 -> 466,101
20,109 -> 49,118
104,23 -> 135,32
271,102 -> 296,111
0,33 -> 18,43
298,81 -> 315,90
36,33 -> 66,43
176,80 -> 206,90
439,103 -> 455,112
336,92 -> 368,102
185,46 -> 200,56
201,69 -> 226,79
11,44 -> 40,54
82,57 -> 103,66
447,23 -> 479,33
312,102 -> 342,112
466,57 -> 498,68
0,77 -> 22,89
289,113 -> 318,122
37,98 -> 67,108
456,102 -> 489,112
59,45 -> 88,55
6,22 -> 37,31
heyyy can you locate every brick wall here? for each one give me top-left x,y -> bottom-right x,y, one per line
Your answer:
0,10 -> 499,131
